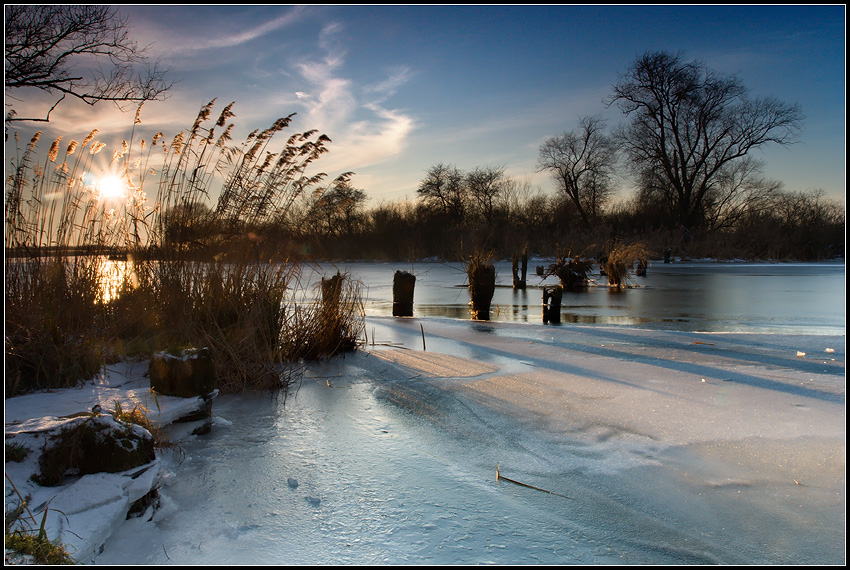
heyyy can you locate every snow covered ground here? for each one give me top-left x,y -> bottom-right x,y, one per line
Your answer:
4,315 -> 845,564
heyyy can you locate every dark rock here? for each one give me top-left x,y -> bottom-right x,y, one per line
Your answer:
190,422 -> 212,436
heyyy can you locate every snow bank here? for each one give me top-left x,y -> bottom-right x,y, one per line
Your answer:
4,359 -> 212,563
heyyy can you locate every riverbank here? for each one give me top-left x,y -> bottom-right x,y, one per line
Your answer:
5,317 -> 845,564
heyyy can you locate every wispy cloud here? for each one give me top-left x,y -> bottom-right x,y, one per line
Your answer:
292,23 -> 417,175
325,105 -> 416,172
120,6 -> 308,58
200,8 -> 307,50
364,66 -> 416,105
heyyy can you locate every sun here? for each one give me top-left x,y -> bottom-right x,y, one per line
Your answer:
96,174 -> 127,200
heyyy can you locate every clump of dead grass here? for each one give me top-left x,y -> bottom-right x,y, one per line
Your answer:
546,247 -> 595,290
605,240 -> 654,288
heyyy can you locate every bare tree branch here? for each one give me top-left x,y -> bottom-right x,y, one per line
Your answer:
4,5 -> 173,123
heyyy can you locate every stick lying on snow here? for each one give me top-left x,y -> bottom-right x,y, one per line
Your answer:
496,464 -> 573,499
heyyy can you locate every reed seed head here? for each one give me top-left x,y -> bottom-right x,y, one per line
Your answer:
82,129 -> 98,146
27,131 -> 42,151
47,137 -> 62,162
216,102 -> 236,127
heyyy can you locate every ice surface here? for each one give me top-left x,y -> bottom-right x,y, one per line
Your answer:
5,316 -> 845,564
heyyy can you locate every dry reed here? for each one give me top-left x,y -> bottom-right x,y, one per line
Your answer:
546,247 -> 595,290
604,240 -> 654,288
5,100 -> 362,396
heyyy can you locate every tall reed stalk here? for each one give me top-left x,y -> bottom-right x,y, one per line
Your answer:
5,127 -> 137,394
5,100 -> 362,396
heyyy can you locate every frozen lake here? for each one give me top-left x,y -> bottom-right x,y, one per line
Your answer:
92,261 -> 845,565
310,259 -> 846,335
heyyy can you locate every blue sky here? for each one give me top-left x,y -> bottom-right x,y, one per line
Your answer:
8,4 -> 846,205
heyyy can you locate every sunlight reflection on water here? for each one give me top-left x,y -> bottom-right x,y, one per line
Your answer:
97,257 -> 137,303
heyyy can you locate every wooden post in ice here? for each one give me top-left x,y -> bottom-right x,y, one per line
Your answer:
468,261 -> 496,321
321,272 -> 343,316
512,250 -> 528,290
542,285 -> 562,324
392,270 -> 416,317
320,272 -> 344,350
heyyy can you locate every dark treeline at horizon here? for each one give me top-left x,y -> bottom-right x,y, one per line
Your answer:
160,182 -> 844,264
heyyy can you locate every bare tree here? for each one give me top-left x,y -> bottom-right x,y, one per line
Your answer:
634,157 -> 782,232
465,166 -> 508,225
702,158 -> 782,231
609,50 -> 802,232
314,181 -> 368,236
416,163 -> 467,222
4,5 -> 172,123
537,115 -> 617,226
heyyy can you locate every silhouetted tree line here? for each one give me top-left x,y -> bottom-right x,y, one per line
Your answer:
161,51 -> 843,263
162,175 -> 842,263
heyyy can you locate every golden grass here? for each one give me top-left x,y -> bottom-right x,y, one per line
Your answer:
5,100 -> 361,396
604,240 -> 654,288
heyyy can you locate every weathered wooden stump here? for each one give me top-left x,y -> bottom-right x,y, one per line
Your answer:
392,270 -> 416,316
542,285 -> 563,324
149,347 -> 216,399
536,265 -> 545,276
636,259 -> 648,276
319,271 -> 356,354
512,251 -> 528,289
321,272 -> 343,317
468,263 -> 496,321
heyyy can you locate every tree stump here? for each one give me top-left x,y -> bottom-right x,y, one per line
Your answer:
392,270 -> 416,317
149,347 -> 216,398
319,272 -> 355,354
542,285 -> 563,324
512,251 -> 528,289
33,415 -> 156,486
321,272 -> 343,319
468,263 -> 496,321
